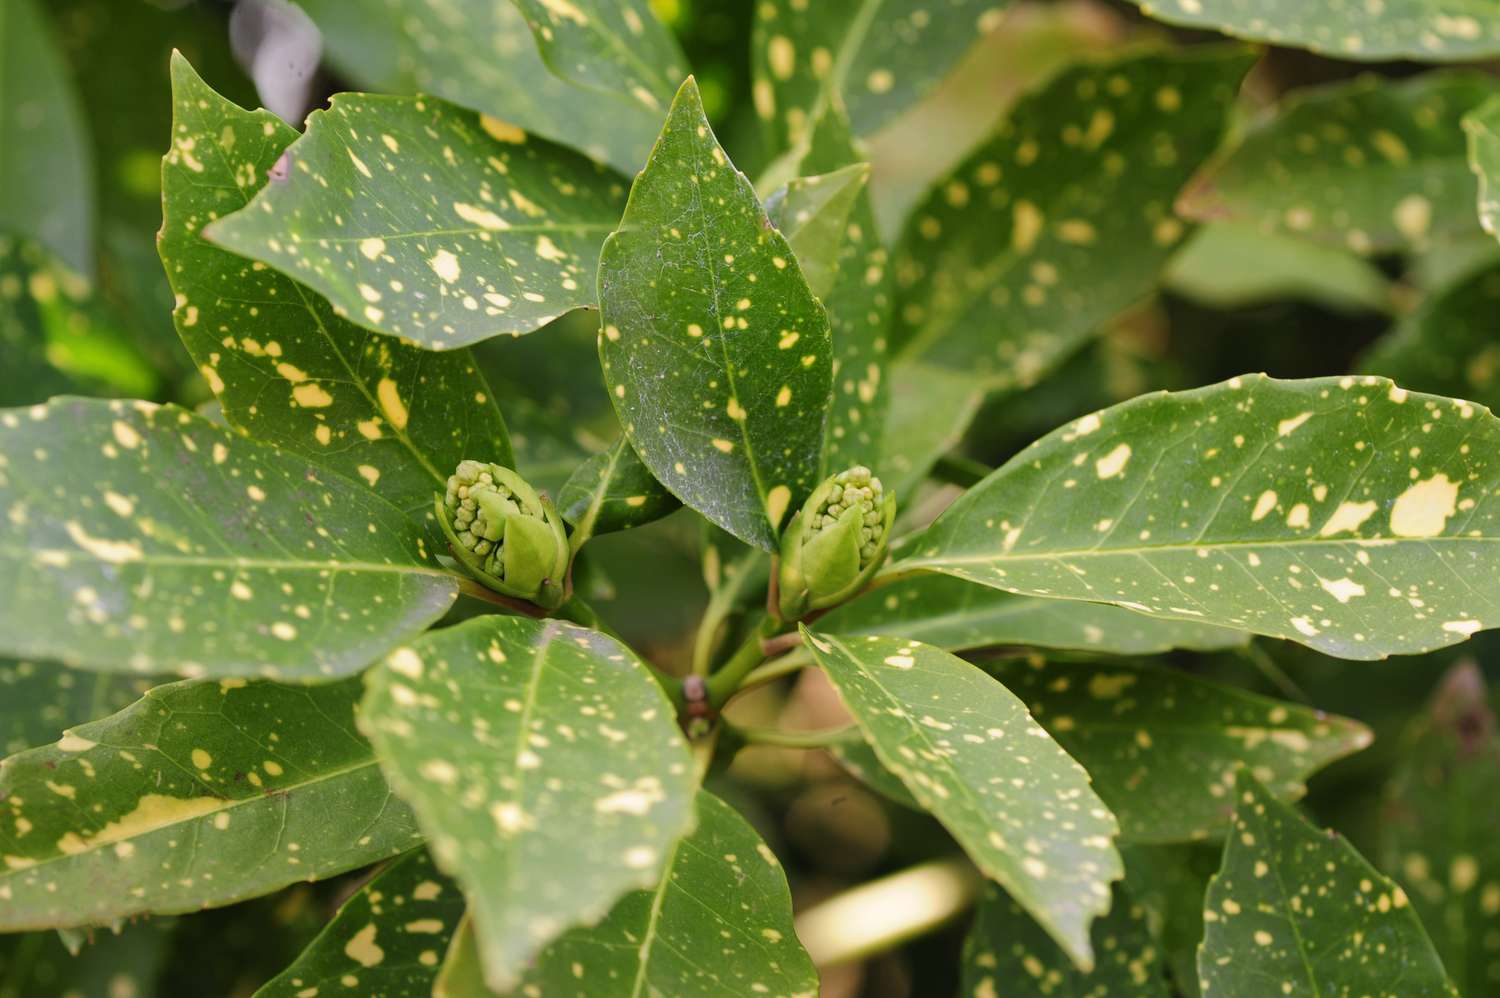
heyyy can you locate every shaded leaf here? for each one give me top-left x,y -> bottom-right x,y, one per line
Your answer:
160,56 -> 513,527
206,93 -> 625,349
1122,843 -> 1223,998
801,630 -> 1122,968
558,437 -> 680,540
1120,0 -> 1500,61
892,48 -> 1251,392
828,736 -> 920,810
0,920 -> 174,998
297,0 -> 656,175
1361,260 -> 1500,408
0,658 -> 155,755
988,658 -> 1371,842
1379,662 -> 1500,996
599,79 -> 833,551
1198,772 -> 1457,997
766,163 -> 871,301
1468,95 -> 1500,241
1180,74 -> 1500,253
0,397 -> 456,678
900,374 -> 1500,659
750,0 -> 1005,154
359,615 -> 696,991
256,850 -> 463,998
962,883 -> 1168,997
0,677 -> 423,931
0,0 -> 93,276
879,360 -> 987,500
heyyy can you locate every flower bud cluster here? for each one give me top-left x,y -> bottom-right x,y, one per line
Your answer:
777,465 -> 896,621
437,460 -> 568,609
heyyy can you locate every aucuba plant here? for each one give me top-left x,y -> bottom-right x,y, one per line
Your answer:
7,0 -> 1500,995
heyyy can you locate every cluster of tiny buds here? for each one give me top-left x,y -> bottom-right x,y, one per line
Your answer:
444,461 -> 520,573
810,466 -> 885,562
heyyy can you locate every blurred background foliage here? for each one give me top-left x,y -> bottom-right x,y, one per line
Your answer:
2,1 -> 1499,995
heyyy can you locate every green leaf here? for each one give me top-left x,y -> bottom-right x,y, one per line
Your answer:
431,914 -> 489,997
205,93 -> 626,350
1119,0 -> 1500,61
827,736 -> 920,810
0,397 -> 457,679
987,658 -> 1371,842
801,630 -> 1122,968
766,163 -> 871,301
471,790 -> 817,998
750,0 -> 1006,154
0,920 -> 175,998
0,0 -> 93,276
1122,843 -> 1223,998
891,48 -> 1252,392
359,615 -> 697,991
900,373 -> 1500,659
817,575 -> 1247,657
558,438 -> 680,540
159,56 -> 514,527
1379,662 -> 1500,997
880,361 -> 987,499
1361,260 -> 1500,408
0,658 -> 155,755
1467,95 -> 1500,241
296,0 -> 657,175
962,883 -> 1168,997
1198,771 -> 1457,997
1180,74 -> 1500,254
0,677 -> 423,931
256,850 -> 463,998
599,79 -> 834,551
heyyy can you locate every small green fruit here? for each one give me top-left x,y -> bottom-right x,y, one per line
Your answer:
437,460 -> 569,609
777,466 -> 895,620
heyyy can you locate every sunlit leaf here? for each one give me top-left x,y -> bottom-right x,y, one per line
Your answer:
558,438 -> 680,540
891,48 -> 1252,393
1198,771 -> 1457,997
0,677 -> 422,931
0,398 -> 457,679
1467,95 -> 1500,241
206,93 -> 625,350
801,630 -> 1122,968
1180,74 -> 1500,253
160,56 -> 513,527
900,374 -> 1500,659
359,615 -> 696,991
599,79 -> 833,551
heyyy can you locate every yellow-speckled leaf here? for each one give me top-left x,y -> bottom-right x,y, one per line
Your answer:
257,850 -> 463,997
1199,772 -> 1458,997
765,163 -> 871,301
1467,95 -> 1500,240
297,0 -> 656,175
801,629 -> 1122,969
599,79 -> 834,551
1121,0 -> 1500,61
205,92 -> 626,350
159,56 -> 513,528
0,398 -> 457,679
557,437 -> 680,540
1180,74 -> 1500,254
900,374 -> 1500,660
0,677 -> 423,931
892,48 -> 1252,393
751,0 -> 1007,155
359,615 -> 696,992
962,883 -> 1167,997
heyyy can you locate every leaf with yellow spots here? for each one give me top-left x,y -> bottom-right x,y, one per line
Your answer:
1121,0 -> 1500,61
257,849 -> 464,998
205,91 -> 627,350
1199,771 -> 1458,997
598,79 -> 834,551
441,790 -> 817,998
359,615 -> 696,992
159,56 -> 514,529
1180,74 -> 1500,255
296,0 -> 659,175
0,676 -> 423,932
0,0 -> 94,277
899,373 -> 1500,659
0,657 -> 156,755
1467,95 -> 1500,241
961,883 -> 1168,997
0,397 -> 457,678
1378,662 -> 1500,997
800,629 -> 1123,970
891,48 -> 1252,393
750,0 -> 1007,155
558,437 -> 680,543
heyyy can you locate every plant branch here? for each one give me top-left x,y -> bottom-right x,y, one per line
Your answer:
704,615 -> 781,709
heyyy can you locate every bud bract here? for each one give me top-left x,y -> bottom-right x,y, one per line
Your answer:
437,460 -> 569,609
777,466 -> 895,620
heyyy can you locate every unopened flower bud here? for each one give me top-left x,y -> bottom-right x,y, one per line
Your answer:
436,460 -> 569,609
777,466 -> 895,620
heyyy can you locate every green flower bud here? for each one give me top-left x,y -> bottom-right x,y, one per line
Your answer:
777,466 -> 895,620
436,460 -> 569,609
